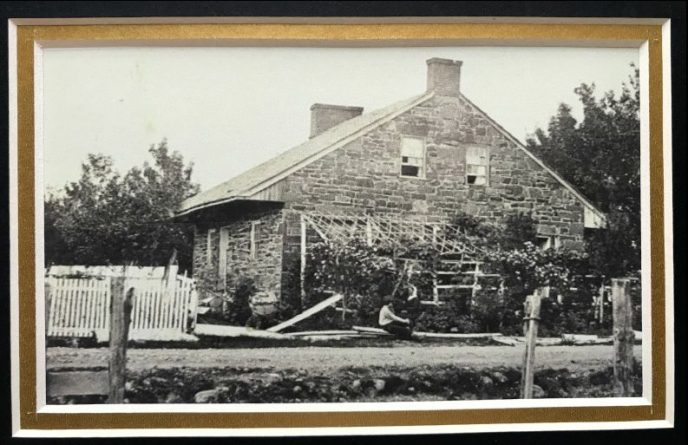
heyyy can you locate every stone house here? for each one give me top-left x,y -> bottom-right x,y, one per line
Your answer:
176,58 -> 605,306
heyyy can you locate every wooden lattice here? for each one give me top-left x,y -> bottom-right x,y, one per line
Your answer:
301,212 -> 485,258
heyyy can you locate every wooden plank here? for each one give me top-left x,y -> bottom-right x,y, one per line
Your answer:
492,336 -> 522,346
194,323 -> 289,339
612,278 -> 634,396
47,371 -> 109,397
435,284 -> 476,289
352,326 -> 394,336
299,334 -> 371,341
288,330 -> 359,337
267,294 -> 343,332
414,332 -> 503,339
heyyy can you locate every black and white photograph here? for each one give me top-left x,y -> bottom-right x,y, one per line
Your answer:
41,45 -> 645,406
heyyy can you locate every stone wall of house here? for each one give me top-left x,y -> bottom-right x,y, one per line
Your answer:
192,208 -> 286,298
192,94 -> 588,304
280,94 -> 586,246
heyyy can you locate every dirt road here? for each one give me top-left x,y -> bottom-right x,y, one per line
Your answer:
47,344 -> 642,373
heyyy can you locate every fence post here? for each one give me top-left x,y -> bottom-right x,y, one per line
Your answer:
598,277 -> 605,324
45,278 -> 52,334
107,275 -> 134,403
612,278 -> 634,396
520,287 -> 543,398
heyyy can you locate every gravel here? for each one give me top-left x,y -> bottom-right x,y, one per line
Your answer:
47,344 -> 642,373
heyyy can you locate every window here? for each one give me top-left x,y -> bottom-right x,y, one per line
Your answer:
400,137 -> 425,178
466,146 -> 489,185
536,235 -> 560,250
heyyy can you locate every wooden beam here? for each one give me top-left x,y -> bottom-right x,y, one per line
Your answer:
206,228 -> 216,266
365,217 -> 373,246
249,222 -> 257,260
352,326 -> 394,336
300,213 -> 307,306
267,294 -> 343,332
194,323 -> 289,340
218,227 -> 229,290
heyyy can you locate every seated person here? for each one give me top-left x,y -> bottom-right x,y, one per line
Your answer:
378,299 -> 413,340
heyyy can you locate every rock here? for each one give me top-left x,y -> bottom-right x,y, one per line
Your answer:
532,385 -> 546,398
150,376 -> 167,385
292,385 -> 302,394
265,373 -> 282,383
165,391 -> 183,403
194,387 -> 227,403
351,379 -> 361,390
492,371 -> 508,384
124,381 -> 134,391
480,376 -> 493,387
373,379 -> 386,392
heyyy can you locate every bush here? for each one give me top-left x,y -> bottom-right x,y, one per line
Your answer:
471,288 -> 504,332
415,300 -> 481,333
224,275 -> 256,326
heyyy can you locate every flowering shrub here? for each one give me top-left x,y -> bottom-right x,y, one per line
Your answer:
302,237 -> 438,326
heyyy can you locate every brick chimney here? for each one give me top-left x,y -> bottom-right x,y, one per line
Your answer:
426,58 -> 463,97
310,104 -> 364,138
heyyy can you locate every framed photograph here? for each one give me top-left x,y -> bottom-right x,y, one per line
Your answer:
8,9 -> 676,438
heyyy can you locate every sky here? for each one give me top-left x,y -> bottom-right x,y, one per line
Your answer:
42,46 -> 638,193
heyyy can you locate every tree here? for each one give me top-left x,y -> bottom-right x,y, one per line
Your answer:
45,140 -> 200,271
526,65 -> 640,276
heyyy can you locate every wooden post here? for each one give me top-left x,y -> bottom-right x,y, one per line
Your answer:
365,217 -> 373,247
612,278 -> 634,396
520,288 -> 543,398
107,274 -> 134,404
218,227 -> 229,291
45,278 -> 52,334
300,213 -> 307,307
598,277 -> 605,324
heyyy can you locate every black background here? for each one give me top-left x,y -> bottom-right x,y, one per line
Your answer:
0,2 -> 684,444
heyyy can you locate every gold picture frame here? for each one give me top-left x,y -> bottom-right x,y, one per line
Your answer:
9,16 -> 674,436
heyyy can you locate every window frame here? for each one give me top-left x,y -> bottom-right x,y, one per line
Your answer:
536,235 -> 561,250
465,145 -> 490,186
399,136 -> 427,179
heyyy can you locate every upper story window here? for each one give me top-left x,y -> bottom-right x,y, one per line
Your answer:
400,137 -> 425,178
466,146 -> 489,185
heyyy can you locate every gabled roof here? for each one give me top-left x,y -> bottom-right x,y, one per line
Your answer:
178,90 -> 606,228
177,92 -> 435,216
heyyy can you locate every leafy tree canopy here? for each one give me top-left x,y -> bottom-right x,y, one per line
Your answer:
526,65 -> 640,276
45,140 -> 200,270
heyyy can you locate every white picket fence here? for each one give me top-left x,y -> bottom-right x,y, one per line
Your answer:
46,266 -> 198,342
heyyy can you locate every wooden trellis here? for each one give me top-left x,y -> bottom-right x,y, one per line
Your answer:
300,212 -> 485,257
298,211 -> 497,307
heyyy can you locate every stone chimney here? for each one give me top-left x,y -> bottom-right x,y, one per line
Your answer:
310,103 -> 364,138
426,58 -> 463,97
